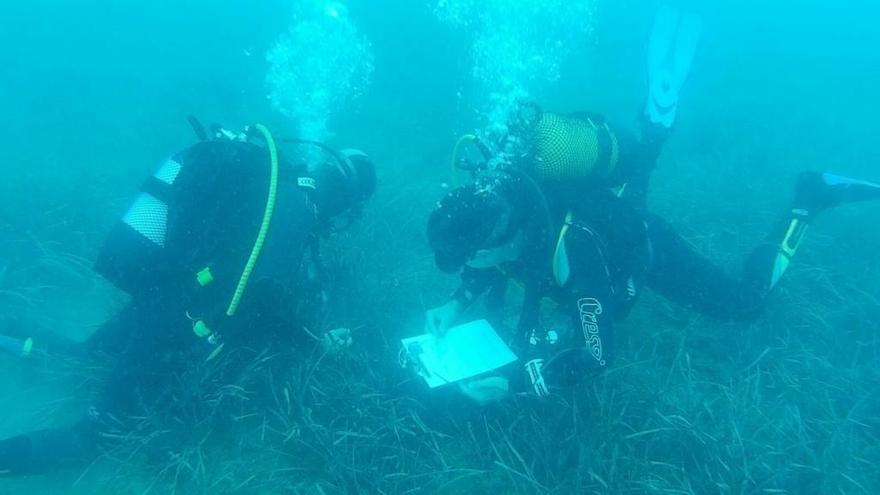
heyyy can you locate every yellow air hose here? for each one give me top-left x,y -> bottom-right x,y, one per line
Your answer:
450,134 -> 478,185
226,123 -> 280,316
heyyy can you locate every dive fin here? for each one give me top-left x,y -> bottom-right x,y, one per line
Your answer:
795,171 -> 880,214
645,6 -> 703,128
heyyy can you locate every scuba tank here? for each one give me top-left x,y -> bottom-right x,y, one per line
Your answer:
449,102 -> 621,185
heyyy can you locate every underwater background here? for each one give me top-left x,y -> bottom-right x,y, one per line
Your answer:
1,0 -> 879,493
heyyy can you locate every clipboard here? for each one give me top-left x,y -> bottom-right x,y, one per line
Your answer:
401,320 -> 517,388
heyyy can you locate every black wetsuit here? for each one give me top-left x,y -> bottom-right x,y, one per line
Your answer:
0,139 -> 325,475
449,117 -> 783,394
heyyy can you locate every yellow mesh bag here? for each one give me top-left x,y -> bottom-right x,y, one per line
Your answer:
531,112 -> 619,181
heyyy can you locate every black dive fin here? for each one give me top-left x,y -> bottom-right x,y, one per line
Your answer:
795,171 -> 880,213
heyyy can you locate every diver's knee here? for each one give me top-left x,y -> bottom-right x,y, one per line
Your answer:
545,348 -> 609,389
0,434 -> 34,475
0,421 -> 101,476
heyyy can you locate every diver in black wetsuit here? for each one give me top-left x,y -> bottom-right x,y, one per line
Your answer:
422,5 -> 880,400
0,122 -> 376,476
426,118 -> 880,399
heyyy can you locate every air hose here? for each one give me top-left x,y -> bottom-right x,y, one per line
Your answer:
450,134 -> 485,185
226,123 -> 280,317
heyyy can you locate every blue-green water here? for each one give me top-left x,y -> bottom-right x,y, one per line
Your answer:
1,1 -> 879,493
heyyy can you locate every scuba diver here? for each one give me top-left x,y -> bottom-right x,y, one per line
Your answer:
422,7 -> 880,401
0,119 -> 376,476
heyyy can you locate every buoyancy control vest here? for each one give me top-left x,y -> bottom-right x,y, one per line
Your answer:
95,136 -> 320,356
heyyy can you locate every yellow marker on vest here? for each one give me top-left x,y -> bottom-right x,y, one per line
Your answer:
196,267 -> 214,286
193,320 -> 212,338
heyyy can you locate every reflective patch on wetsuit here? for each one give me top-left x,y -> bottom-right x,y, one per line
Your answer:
297,177 -> 317,190
770,253 -> 790,290
123,193 -> 168,247
577,297 -> 605,366
524,359 -> 549,397
154,158 -> 182,185
553,234 -> 571,286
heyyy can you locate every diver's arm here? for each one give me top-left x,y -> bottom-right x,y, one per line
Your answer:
300,238 -> 348,352
520,225 -> 617,397
306,238 -> 329,314
425,267 -> 505,335
520,293 -> 615,398
451,266 -> 505,309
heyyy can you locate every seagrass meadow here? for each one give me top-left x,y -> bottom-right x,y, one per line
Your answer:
1,0 -> 878,493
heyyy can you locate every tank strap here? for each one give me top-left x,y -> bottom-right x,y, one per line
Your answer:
596,122 -> 620,177
140,176 -> 175,206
